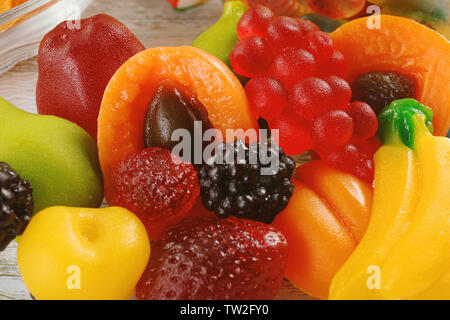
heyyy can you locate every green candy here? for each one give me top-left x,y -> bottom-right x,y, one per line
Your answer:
0,97 -> 103,213
192,1 -> 248,66
378,98 -> 434,149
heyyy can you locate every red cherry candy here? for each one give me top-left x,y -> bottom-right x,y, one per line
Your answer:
265,16 -> 304,51
323,75 -> 352,111
271,109 -> 313,155
230,36 -> 274,77
290,77 -> 332,121
296,18 -> 320,34
348,101 -> 379,141
318,50 -> 348,78
353,137 -> 382,159
269,48 -> 316,92
237,4 -> 274,39
245,77 -> 289,121
311,110 -> 354,147
303,31 -> 334,64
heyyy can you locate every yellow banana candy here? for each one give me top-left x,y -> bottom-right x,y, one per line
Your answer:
329,99 -> 450,300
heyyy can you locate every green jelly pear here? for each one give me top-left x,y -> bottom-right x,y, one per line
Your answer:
0,97 -> 103,213
192,1 -> 247,66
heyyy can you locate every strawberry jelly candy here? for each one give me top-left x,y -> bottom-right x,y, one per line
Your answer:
36,14 -> 145,139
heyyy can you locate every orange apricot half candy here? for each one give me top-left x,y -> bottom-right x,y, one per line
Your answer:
272,160 -> 373,299
331,15 -> 450,136
98,46 -> 257,202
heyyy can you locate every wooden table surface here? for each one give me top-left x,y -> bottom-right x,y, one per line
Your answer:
0,0 -> 315,300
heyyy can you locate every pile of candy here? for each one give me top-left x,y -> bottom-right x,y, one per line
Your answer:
0,1 -> 449,300
230,5 -> 380,181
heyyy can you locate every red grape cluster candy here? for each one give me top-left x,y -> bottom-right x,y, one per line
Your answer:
230,5 -> 379,182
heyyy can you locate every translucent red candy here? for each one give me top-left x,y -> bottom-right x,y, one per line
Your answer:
269,48 -> 316,91
348,101 -> 378,141
271,109 -> 313,155
231,5 -> 381,181
245,77 -> 288,121
265,16 -> 304,51
302,31 -> 334,64
290,77 -> 332,120
325,143 -> 374,182
237,4 -> 274,39
324,75 -> 352,110
310,110 -> 354,147
317,137 -> 381,182
317,50 -> 347,78
296,18 -> 320,34
110,147 -> 199,240
230,36 -> 273,77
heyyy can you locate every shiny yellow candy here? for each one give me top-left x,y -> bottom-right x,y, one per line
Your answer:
17,206 -> 150,300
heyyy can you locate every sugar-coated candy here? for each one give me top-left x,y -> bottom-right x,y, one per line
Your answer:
237,4 -> 274,39
269,48 -> 316,91
290,77 -> 332,120
245,77 -> 289,121
230,36 -> 274,77
311,110 -> 354,147
266,16 -> 304,51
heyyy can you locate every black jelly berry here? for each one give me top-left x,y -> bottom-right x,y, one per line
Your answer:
0,162 -> 33,251
198,140 -> 295,223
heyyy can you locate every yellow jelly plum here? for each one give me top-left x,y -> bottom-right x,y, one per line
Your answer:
17,206 -> 150,300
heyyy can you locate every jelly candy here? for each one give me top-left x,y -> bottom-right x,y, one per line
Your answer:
110,147 -> 200,241
269,48 -> 316,91
229,36 -> 274,77
98,46 -> 257,204
245,77 -> 288,121
231,5 -> 380,181
302,30 -> 334,63
143,82 -> 213,155
266,16 -> 305,50
136,217 -> 288,300
237,4 -> 274,39
347,101 -> 378,141
17,206 -> 150,300
331,15 -> 450,136
0,97 -> 103,213
36,14 -> 145,139
310,110 -> 354,147
289,77 -> 332,120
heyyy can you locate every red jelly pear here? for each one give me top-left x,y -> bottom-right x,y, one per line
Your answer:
36,14 -> 145,139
